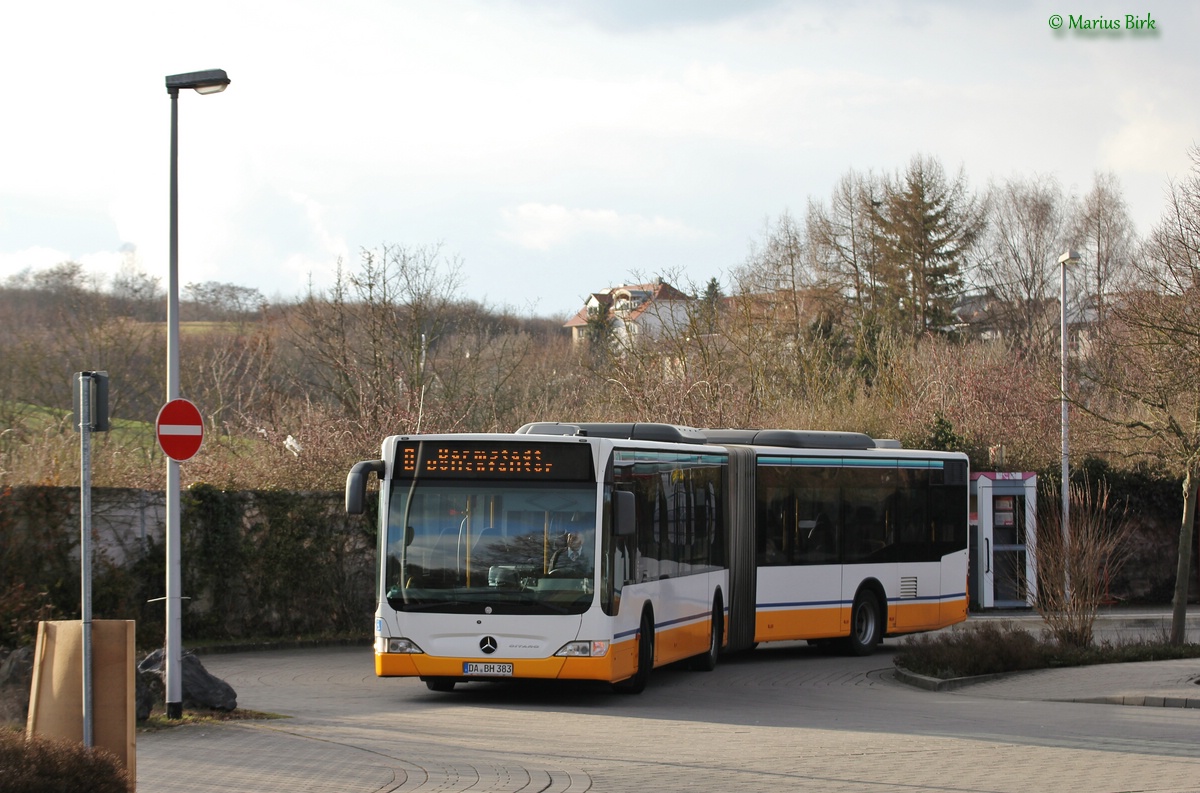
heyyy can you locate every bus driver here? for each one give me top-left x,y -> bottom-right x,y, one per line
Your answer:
551,532 -> 589,570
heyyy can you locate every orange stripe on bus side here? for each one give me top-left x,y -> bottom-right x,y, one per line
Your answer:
755,598 -> 969,643
891,598 -> 968,633
756,606 -> 844,642
654,618 -> 712,665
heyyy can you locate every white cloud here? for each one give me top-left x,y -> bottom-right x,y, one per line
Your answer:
499,203 -> 707,251
288,192 -> 349,263
2,0 -> 1199,312
0,247 -> 74,281
1101,91 -> 1196,175
0,246 -> 133,288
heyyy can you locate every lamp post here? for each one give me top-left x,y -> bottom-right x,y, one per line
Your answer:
164,69 -> 229,719
1058,248 -> 1081,599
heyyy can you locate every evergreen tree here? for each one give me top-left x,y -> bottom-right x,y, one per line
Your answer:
584,298 -> 615,366
698,277 -> 722,335
872,155 -> 984,337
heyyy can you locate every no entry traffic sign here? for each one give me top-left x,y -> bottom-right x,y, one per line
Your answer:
156,398 -> 204,461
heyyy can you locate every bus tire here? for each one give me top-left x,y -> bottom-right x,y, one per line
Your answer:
424,677 -> 456,692
846,590 -> 882,656
615,610 -> 654,694
690,597 -> 722,671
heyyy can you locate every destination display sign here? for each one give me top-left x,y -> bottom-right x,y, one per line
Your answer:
395,441 -> 594,481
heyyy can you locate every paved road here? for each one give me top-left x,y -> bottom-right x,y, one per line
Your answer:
135,636 -> 1200,793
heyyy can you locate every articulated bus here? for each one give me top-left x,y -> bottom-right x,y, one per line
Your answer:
344,422 -> 969,693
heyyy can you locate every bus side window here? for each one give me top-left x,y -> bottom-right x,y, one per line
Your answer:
757,496 -> 786,566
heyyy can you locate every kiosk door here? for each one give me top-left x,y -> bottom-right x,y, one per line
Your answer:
970,473 -> 1037,609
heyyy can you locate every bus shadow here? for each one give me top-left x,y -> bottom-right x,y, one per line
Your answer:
413,640 -> 896,715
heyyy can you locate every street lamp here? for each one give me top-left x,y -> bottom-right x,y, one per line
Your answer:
164,68 -> 229,720
1059,248 -> 1082,598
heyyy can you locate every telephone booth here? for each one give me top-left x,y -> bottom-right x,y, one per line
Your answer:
969,472 -> 1037,610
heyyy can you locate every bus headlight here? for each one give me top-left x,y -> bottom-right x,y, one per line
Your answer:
555,640 -> 609,657
376,637 -> 424,654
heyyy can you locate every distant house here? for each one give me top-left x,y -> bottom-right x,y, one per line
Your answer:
952,290 -> 1006,340
951,289 -> 1099,354
564,279 -> 693,349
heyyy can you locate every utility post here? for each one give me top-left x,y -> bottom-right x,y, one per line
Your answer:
73,370 -> 110,746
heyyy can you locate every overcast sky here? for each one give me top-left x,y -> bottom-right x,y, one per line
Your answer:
2,1 -> 1196,318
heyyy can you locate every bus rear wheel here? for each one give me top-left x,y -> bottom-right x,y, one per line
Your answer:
845,591 -> 882,656
615,611 -> 654,694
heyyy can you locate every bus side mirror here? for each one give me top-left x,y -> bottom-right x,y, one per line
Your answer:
614,490 -> 636,537
346,459 -> 385,515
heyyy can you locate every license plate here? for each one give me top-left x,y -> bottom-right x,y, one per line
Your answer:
463,662 -> 512,676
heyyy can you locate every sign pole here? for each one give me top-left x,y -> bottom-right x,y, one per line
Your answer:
165,459 -> 182,719
72,370 -> 107,743
156,398 -> 204,719
78,373 -> 94,747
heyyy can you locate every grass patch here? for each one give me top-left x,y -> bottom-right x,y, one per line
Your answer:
893,620 -> 1200,680
138,707 -> 288,732
2,398 -> 150,438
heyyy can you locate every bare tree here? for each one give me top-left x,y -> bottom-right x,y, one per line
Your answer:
110,259 -> 163,322
807,169 -> 886,326
185,317 -> 277,436
735,212 -> 820,341
1070,172 -> 1139,323
184,281 -> 265,322
727,214 -> 818,417
1079,147 -> 1200,643
283,243 -> 463,429
1031,478 -> 1132,648
977,174 -> 1072,353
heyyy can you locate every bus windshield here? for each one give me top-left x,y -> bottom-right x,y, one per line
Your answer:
384,478 -> 598,615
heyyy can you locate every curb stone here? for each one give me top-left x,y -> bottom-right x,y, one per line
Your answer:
892,665 -> 1018,692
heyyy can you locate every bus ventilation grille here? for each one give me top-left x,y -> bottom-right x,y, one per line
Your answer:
900,577 -> 918,599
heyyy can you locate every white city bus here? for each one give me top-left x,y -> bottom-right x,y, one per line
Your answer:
345,422 -> 969,692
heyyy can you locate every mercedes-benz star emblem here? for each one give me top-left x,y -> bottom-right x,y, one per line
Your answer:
480,636 -> 498,654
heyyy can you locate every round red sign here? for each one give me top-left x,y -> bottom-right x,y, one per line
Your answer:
156,398 -> 204,461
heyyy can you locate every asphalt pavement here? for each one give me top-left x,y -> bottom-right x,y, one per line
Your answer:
133,607 -> 1200,792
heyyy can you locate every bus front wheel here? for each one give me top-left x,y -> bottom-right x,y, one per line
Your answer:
615,611 -> 654,694
424,677 -> 456,692
846,591 -> 882,656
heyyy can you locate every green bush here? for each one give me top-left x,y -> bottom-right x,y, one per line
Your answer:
0,487 -> 77,649
0,485 -> 376,653
0,728 -> 130,792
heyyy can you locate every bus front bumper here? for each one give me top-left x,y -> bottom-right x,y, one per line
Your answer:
375,637 -> 638,683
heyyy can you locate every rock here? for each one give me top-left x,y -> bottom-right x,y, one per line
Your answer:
0,646 -> 33,688
0,647 -> 33,720
138,649 -> 237,711
136,667 -> 163,721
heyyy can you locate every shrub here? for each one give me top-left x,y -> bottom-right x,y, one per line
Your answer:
893,621 -> 1050,678
0,728 -> 130,792
894,620 -> 1200,679
1032,478 -> 1133,647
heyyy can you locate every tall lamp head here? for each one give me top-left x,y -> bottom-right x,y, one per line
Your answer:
166,69 -> 231,96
